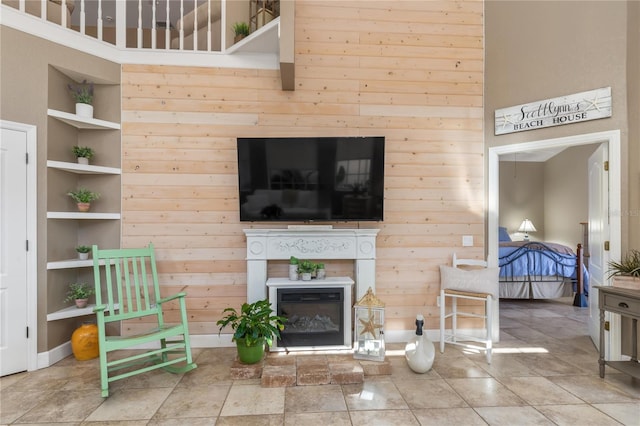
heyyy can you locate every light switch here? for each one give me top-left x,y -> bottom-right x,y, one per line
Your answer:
462,235 -> 473,247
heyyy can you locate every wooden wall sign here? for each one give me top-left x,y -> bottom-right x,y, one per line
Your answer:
494,87 -> 612,135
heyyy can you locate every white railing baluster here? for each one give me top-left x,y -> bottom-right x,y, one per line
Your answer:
179,0 -> 184,50
137,0 -> 143,48
165,0 -> 170,50
80,0 -> 86,35
97,0 -> 103,41
207,0 -> 211,51
115,0 -> 126,48
60,0 -> 67,28
151,0 -> 157,49
39,0 -> 45,19
192,0 -> 197,51
18,0 -> 25,13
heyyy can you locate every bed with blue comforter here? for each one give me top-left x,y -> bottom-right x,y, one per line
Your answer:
498,240 -> 589,302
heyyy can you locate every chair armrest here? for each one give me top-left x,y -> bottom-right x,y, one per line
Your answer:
93,304 -> 108,313
158,292 -> 187,305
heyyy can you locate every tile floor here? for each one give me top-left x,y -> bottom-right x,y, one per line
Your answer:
1,298 -> 639,425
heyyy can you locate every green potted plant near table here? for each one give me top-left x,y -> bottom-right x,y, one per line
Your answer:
233,21 -> 250,43
76,245 -> 91,260
67,188 -> 100,212
289,256 -> 299,280
217,299 -> 286,364
298,260 -> 315,281
72,145 -> 95,165
64,282 -> 95,309
67,79 -> 94,118
607,249 -> 640,289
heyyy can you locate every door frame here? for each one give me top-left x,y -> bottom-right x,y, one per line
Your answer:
487,130 -> 621,349
1,120 -> 38,372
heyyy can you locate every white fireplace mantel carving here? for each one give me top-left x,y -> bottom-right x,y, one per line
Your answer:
244,227 -> 380,302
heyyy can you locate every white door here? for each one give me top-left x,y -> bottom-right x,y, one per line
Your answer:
0,127 -> 29,376
587,143 -> 609,348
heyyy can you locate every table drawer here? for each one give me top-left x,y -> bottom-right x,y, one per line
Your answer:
602,293 -> 640,315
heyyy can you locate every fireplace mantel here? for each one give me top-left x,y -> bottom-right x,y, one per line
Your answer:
244,227 -> 379,302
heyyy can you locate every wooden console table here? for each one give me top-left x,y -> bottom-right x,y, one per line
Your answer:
597,286 -> 640,378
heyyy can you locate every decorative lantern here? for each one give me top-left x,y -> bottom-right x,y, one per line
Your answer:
353,287 -> 385,361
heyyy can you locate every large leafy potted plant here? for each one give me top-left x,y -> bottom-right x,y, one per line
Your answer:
607,249 -> 640,289
216,299 -> 286,364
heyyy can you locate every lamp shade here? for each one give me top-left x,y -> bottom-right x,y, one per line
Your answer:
518,219 -> 537,233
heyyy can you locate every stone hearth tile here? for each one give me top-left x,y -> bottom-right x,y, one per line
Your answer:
329,360 -> 364,384
297,362 -> 330,386
261,364 -> 297,388
230,360 -> 263,380
265,354 -> 296,366
359,359 -> 392,376
295,355 -> 328,367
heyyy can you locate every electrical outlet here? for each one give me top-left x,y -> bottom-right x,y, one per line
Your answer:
462,235 -> 473,246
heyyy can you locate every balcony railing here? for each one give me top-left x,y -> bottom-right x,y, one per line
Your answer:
0,0 -> 284,71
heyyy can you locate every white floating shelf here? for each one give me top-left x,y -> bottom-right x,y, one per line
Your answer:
47,212 -> 121,219
47,303 -> 119,321
47,160 -> 121,175
47,108 -> 120,130
47,258 -> 107,270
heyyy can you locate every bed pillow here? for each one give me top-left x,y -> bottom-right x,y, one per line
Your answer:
440,265 -> 500,299
499,226 -> 511,242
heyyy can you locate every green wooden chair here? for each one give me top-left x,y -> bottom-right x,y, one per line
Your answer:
92,243 -> 197,397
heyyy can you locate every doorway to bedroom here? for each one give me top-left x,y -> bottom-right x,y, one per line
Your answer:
488,130 -> 622,355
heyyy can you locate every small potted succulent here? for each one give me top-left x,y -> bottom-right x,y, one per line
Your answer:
316,262 -> 326,280
298,260 -> 315,281
67,188 -> 100,212
289,256 -> 299,280
64,282 -> 95,308
607,249 -> 640,289
72,146 -> 95,165
76,245 -> 91,260
67,79 -> 94,118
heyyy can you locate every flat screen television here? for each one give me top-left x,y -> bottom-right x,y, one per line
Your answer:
237,136 -> 385,222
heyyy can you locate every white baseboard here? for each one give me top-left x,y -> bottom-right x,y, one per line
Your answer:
37,341 -> 72,369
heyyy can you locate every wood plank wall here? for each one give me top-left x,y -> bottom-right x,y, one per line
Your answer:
121,0 -> 485,337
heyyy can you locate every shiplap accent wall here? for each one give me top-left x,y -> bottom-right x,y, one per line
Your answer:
121,0 -> 484,337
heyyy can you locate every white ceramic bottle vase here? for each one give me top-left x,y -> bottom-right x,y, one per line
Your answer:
405,314 -> 435,373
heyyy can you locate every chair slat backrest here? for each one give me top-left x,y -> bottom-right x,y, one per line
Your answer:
452,253 -> 488,268
92,243 -> 162,323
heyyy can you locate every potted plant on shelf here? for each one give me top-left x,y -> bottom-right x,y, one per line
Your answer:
233,21 -> 250,43
67,188 -> 100,212
607,249 -> 640,289
316,262 -> 326,280
298,260 -> 315,281
64,282 -> 95,309
76,245 -> 91,260
67,79 -> 94,118
216,299 -> 286,364
72,146 -> 95,165
289,256 -> 299,280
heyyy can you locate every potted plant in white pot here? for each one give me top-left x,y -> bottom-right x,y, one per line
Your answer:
289,256 -> 299,280
216,299 -> 286,364
64,282 -> 95,308
298,260 -> 315,281
72,146 -> 94,165
67,188 -> 100,212
67,79 -> 94,118
608,249 -> 640,289
76,245 -> 91,260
